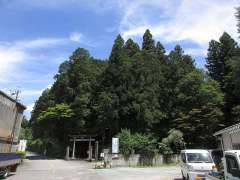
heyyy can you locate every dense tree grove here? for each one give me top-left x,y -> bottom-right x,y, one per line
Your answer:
28,24 -> 240,156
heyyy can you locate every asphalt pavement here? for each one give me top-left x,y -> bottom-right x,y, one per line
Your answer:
7,159 -> 182,180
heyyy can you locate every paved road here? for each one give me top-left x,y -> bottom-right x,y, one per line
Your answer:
8,159 -> 182,180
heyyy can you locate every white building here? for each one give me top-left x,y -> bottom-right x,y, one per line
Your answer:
214,123 -> 240,151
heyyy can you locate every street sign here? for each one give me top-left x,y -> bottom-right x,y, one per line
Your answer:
112,137 -> 119,153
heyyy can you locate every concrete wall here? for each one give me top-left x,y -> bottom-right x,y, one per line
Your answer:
110,154 -> 180,167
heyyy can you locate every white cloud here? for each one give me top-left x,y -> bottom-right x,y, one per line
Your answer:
184,48 -> 207,57
21,89 -> 43,97
0,46 -> 29,82
0,32 -> 85,83
69,32 -> 82,43
26,103 -> 34,112
118,0 -> 239,56
17,38 -> 66,49
9,0 -> 240,54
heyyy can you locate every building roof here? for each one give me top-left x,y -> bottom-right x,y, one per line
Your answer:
0,90 -> 26,110
214,122 -> 240,136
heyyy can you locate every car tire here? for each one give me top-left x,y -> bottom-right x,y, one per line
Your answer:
0,167 -> 9,179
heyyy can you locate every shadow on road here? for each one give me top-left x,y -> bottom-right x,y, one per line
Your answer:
26,152 -> 56,160
27,156 -> 56,160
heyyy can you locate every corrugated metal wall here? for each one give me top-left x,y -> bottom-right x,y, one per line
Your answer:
222,132 -> 240,150
222,133 -> 233,150
0,93 -> 24,153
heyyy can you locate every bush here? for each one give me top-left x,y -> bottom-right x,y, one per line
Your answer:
28,138 -> 44,154
117,129 -> 136,157
117,129 -> 158,158
159,129 -> 185,155
16,151 -> 26,159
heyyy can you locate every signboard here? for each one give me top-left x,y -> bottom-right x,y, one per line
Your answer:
112,137 -> 119,153
18,139 -> 27,151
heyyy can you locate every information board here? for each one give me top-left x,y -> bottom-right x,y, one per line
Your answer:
112,137 -> 119,153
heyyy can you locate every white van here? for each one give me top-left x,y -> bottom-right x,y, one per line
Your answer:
180,149 -> 215,180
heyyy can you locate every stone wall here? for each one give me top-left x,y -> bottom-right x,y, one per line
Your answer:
110,154 -> 180,167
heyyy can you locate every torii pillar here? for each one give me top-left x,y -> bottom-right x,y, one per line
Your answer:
71,137 -> 76,159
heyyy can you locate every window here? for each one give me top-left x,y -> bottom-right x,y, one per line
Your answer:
226,155 -> 240,177
186,153 -> 213,163
233,143 -> 240,150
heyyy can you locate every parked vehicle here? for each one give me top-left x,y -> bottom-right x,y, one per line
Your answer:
180,149 -> 215,180
206,122 -> 240,180
223,150 -> 240,179
0,90 -> 26,178
206,150 -> 240,180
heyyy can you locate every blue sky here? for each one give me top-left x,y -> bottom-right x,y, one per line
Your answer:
0,0 -> 239,119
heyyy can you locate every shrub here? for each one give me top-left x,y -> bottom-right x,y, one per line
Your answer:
159,129 -> 185,155
16,151 -> 26,159
117,129 -> 158,157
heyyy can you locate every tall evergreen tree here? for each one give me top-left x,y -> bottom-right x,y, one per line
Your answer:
155,41 -> 166,60
206,32 -> 237,88
206,32 -> 238,126
142,29 -> 155,51
175,70 -> 224,148
109,34 -> 124,63
124,38 -> 140,57
92,35 -> 126,141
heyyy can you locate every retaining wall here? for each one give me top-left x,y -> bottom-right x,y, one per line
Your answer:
110,154 -> 180,167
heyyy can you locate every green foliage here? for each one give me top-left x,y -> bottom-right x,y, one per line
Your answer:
172,67 -> 224,148
134,133 -> 158,155
117,129 -> 158,157
29,29 -> 233,157
206,32 -> 240,126
33,104 -> 74,156
117,129 -> 136,157
142,29 -> 155,51
19,127 -> 32,141
28,138 -> 44,154
16,151 -> 26,159
159,129 -> 185,155
37,103 -> 74,123
158,143 -> 173,155
19,117 -> 33,150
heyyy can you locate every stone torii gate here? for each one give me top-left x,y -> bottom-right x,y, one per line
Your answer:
66,134 -> 99,161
